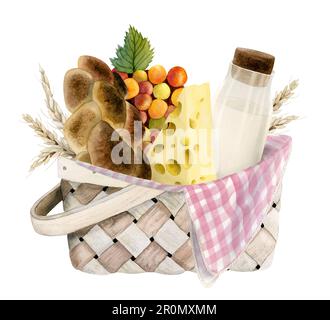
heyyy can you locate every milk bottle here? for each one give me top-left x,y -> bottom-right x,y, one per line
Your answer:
214,48 -> 275,178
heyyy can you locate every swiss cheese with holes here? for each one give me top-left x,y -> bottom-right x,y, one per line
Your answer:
147,83 -> 216,185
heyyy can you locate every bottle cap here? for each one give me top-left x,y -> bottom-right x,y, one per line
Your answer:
233,48 -> 275,75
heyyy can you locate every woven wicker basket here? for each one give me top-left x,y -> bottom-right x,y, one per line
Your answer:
31,164 -> 281,275
65,181 -> 281,274
30,134 -> 292,277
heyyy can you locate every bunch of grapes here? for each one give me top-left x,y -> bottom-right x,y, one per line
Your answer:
113,65 -> 187,130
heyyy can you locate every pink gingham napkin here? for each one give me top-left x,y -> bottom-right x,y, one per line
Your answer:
184,135 -> 292,284
77,135 -> 292,284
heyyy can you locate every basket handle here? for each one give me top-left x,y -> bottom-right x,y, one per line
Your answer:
31,183 -> 163,236
57,157 -> 130,188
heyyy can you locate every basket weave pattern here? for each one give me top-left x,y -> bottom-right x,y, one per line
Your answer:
63,180 -> 281,275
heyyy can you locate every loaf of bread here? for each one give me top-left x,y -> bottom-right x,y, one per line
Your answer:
63,56 -> 151,179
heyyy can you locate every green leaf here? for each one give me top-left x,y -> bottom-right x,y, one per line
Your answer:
110,26 -> 154,73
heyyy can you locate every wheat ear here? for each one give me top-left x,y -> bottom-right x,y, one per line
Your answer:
22,114 -> 74,170
270,79 -> 299,132
269,115 -> 299,132
39,65 -> 67,130
273,79 -> 299,112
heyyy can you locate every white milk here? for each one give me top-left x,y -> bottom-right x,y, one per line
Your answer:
214,63 -> 273,178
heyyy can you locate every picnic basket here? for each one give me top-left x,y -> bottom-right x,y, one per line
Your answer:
30,138 -> 287,276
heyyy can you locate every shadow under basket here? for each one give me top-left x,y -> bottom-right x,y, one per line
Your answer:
62,180 -> 282,275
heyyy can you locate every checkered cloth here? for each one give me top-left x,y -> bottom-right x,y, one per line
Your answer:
78,135 -> 292,284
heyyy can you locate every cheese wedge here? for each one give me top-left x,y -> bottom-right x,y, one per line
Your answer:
147,83 -> 216,185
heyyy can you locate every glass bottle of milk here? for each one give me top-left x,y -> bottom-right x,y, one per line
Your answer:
214,48 -> 275,178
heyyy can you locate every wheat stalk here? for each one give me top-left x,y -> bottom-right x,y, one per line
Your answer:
269,115 -> 299,132
39,65 -> 67,130
22,114 -> 74,170
273,79 -> 299,112
29,146 -> 72,171
270,79 -> 299,132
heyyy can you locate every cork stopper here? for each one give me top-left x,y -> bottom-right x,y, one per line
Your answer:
233,48 -> 275,75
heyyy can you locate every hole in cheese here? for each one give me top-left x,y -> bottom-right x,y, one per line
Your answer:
191,179 -> 197,184
193,144 -> 199,152
181,136 -> 190,146
171,103 -> 182,118
175,182 -> 181,185
155,163 -> 165,174
166,160 -> 181,176
200,176 -> 206,181
189,118 -> 197,129
184,149 -> 192,169
153,144 -> 164,153
196,112 -> 200,120
165,122 -> 176,135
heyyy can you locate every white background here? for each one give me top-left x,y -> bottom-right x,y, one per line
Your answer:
0,0 -> 329,300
